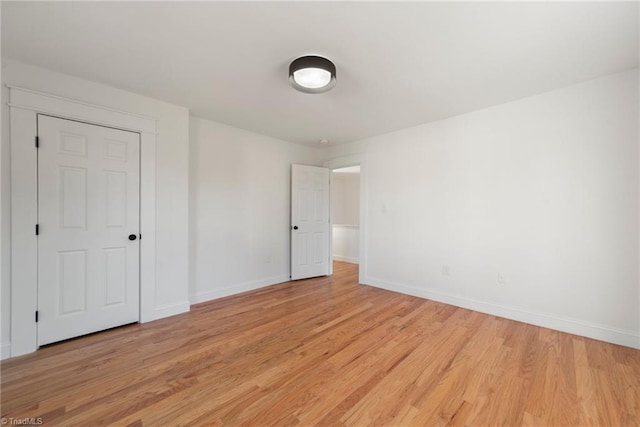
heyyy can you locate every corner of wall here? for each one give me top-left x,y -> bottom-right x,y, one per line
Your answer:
153,301 -> 191,321
1,342 -> 11,360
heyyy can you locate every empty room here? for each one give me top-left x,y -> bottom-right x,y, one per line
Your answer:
1,1 -> 639,426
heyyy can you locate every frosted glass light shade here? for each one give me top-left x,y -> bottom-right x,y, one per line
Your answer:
289,56 -> 336,94
293,68 -> 332,89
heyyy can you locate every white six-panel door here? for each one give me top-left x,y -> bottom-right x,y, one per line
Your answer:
291,164 -> 330,280
37,115 -> 140,346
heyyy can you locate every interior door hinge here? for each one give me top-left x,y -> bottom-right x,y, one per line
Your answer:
35,136 -> 39,148
35,311 -> 39,323
35,224 -> 39,236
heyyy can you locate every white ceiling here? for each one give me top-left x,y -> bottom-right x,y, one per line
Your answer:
2,2 -> 638,146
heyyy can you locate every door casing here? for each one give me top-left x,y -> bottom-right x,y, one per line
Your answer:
323,154 -> 368,283
8,85 -> 158,357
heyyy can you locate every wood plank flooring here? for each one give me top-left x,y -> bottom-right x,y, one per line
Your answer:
2,261 -> 639,426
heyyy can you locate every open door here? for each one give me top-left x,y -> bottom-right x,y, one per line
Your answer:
291,164 -> 330,280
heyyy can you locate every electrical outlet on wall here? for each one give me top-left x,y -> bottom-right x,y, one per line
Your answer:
266,255 -> 272,264
442,265 -> 450,276
498,273 -> 506,285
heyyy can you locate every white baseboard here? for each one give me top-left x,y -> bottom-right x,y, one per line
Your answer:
190,274 -> 290,305
1,342 -> 11,360
364,276 -> 640,349
152,301 -> 190,321
333,255 -> 359,264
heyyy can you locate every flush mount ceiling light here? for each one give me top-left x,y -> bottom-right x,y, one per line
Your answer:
289,56 -> 336,94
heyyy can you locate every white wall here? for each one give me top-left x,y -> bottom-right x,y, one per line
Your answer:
1,60 -> 191,353
332,172 -> 360,263
325,69 -> 640,348
331,172 -> 360,225
332,226 -> 360,264
2,59 -> 637,352
0,54 -> 9,358
189,116 -> 322,303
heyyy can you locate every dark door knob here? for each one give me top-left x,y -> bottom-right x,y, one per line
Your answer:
128,234 -> 137,241
293,226 -> 299,230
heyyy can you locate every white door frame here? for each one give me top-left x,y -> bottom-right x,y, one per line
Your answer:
323,154 -> 368,284
8,85 -> 157,357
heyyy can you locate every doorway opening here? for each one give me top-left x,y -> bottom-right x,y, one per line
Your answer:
331,166 -> 360,267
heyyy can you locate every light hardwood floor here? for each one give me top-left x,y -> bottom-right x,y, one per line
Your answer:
2,261 -> 639,426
